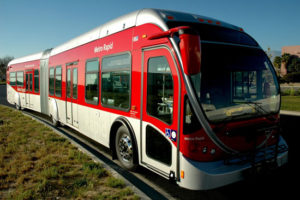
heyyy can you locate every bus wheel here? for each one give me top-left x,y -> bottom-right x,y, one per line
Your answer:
115,126 -> 137,171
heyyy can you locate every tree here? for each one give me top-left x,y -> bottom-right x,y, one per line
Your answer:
265,47 -> 273,60
287,55 -> 300,73
273,56 -> 282,76
280,53 -> 291,76
0,56 -> 14,81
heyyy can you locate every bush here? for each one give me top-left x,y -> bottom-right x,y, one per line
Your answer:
282,72 -> 300,83
281,88 -> 300,96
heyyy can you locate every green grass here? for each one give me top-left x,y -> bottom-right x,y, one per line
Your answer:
281,96 -> 300,112
0,105 -> 139,199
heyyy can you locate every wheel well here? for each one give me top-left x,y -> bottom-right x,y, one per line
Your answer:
109,121 -> 123,160
109,118 -> 138,164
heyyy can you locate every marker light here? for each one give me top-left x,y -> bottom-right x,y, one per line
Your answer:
181,170 -> 185,179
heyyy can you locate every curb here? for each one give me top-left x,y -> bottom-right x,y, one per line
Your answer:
280,110 -> 300,117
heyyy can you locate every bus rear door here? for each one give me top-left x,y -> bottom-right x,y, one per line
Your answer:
66,65 -> 78,128
25,70 -> 33,108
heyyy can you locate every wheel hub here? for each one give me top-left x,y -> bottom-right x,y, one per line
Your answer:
119,135 -> 133,162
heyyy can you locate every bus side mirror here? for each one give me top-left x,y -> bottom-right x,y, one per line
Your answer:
179,29 -> 201,75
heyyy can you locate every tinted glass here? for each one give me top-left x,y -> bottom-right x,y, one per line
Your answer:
146,126 -> 171,165
191,44 -> 280,123
86,60 -> 99,72
29,74 -> 32,91
10,72 -> 16,86
55,66 -> 62,97
147,56 -> 173,124
49,68 -> 55,95
168,22 -> 258,46
102,53 -> 130,71
67,69 -> 71,98
73,68 -> 78,99
101,53 -> 131,110
17,71 -> 24,87
34,70 -> 39,92
85,60 -> 99,104
101,71 -> 130,109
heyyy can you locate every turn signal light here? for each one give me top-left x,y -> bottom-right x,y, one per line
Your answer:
181,170 -> 185,179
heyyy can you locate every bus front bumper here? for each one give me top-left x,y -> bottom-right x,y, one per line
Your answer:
178,136 -> 288,190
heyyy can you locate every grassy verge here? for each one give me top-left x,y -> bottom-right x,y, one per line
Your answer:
0,105 -> 139,199
281,96 -> 300,112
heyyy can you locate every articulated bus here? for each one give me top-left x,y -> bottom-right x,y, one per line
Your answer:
7,9 -> 288,190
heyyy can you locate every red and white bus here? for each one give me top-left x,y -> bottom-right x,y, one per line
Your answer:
6,9 -> 288,190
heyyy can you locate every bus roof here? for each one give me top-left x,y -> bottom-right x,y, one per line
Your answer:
8,8 -> 241,66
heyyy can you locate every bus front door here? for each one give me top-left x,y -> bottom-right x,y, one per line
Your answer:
141,46 -> 180,179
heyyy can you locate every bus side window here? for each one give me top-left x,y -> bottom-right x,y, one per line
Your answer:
34,69 -> 39,93
16,71 -> 24,87
10,72 -> 16,86
101,53 -> 131,110
49,67 -> 55,96
85,58 -> 99,105
55,66 -> 62,97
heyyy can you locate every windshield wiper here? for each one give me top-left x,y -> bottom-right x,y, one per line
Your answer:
235,101 -> 270,117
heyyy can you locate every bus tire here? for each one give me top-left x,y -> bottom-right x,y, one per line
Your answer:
115,126 -> 137,171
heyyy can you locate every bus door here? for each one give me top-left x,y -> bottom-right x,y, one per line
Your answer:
66,66 -> 78,128
25,70 -> 33,108
141,46 -> 179,178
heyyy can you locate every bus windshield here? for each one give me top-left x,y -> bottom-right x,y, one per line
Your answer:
190,43 -> 280,123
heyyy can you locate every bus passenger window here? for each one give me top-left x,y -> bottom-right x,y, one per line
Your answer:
101,53 -> 130,110
85,59 -> 99,104
147,56 -> 173,124
10,72 -> 16,86
55,66 -> 62,97
49,67 -> 55,95
34,69 -> 39,93
17,71 -> 24,87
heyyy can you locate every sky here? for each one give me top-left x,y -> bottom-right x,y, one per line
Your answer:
0,0 -> 299,58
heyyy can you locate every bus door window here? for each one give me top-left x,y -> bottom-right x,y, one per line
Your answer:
67,68 -> 71,98
34,69 -> 39,93
147,56 -> 174,124
29,73 -> 33,92
73,68 -> 78,99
